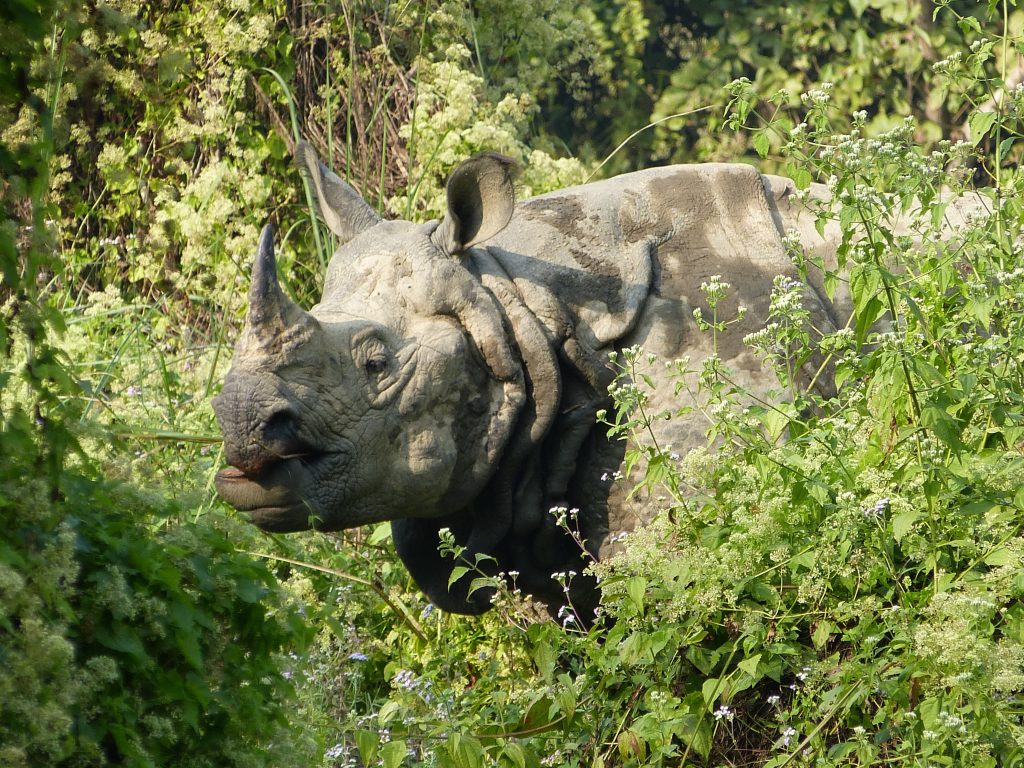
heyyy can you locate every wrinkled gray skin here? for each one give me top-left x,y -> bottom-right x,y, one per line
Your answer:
213,142 -> 978,616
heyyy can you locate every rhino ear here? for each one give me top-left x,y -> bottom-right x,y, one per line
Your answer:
295,140 -> 381,245
433,152 -> 517,255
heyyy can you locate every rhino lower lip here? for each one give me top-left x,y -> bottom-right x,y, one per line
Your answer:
214,451 -> 348,530
214,454 -> 323,507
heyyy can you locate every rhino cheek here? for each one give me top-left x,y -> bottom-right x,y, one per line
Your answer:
402,427 -> 455,482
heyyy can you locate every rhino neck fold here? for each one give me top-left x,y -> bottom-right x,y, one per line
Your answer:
392,247 -> 620,615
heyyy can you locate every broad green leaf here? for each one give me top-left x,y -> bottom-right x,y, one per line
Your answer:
445,734 -> 484,768
921,403 -> 964,450
969,110 -> 998,146
702,676 -> 722,706
753,131 -> 771,158
792,167 -> 812,190
676,714 -> 713,759
355,730 -> 380,765
626,576 -> 647,614
892,510 -> 921,542
812,620 -> 832,649
368,522 -> 392,545
983,548 -> 1013,566
378,701 -> 401,727
617,730 -> 647,762
501,742 -> 527,768
382,741 -> 407,768
738,653 -> 762,679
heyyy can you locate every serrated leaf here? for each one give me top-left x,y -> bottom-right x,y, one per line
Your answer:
969,110 -> 998,146
753,131 -> 770,158
892,510 -> 921,542
448,566 -> 471,589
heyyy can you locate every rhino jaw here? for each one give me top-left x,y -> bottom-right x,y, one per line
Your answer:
213,451 -> 352,532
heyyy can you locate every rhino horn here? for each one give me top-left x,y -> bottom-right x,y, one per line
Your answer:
243,223 -> 311,346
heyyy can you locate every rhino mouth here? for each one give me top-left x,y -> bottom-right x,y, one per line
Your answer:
214,452 -> 344,532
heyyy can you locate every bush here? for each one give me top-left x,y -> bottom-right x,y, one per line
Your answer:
1,463 -> 316,768
1,3 -> 316,765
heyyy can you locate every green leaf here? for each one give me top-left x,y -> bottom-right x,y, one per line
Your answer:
626,576 -> 647,614
892,510 -> 921,542
921,403 -> 964,450
969,111 -> 998,146
812,620 -> 832,649
738,653 -> 762,679
448,566 -> 471,589
983,548 -> 1013,567
448,734 -> 485,768
368,522 -> 392,545
792,167 -> 812,190
617,730 -> 647,762
355,730 -> 380,765
998,136 -> 1016,163
501,742 -> 527,768
378,701 -> 401,727
531,639 -> 557,680
753,131 -> 770,158
702,677 -> 722,706
381,740 -> 407,768
676,714 -> 713,759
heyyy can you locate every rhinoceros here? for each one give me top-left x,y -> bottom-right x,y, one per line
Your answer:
212,142 -> 945,615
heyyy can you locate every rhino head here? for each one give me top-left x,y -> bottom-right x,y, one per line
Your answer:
212,143 -> 547,612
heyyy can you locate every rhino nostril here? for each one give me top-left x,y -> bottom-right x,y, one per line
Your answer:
261,408 -> 313,459
263,408 -> 298,440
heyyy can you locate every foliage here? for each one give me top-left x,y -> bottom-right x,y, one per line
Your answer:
1,3 -> 313,767
1,467 -> 316,768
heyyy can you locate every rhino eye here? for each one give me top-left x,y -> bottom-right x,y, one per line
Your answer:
365,356 -> 387,375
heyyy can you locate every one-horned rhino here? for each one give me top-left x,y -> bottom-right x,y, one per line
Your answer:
213,143 -> 857,615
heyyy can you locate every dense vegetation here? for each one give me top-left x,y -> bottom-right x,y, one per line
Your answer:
2,0 -> 1023,766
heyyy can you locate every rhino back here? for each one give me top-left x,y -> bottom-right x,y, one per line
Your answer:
487,164 -> 841,552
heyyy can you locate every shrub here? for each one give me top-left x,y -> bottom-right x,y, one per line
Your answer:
1,464 -> 317,768
1,4 -> 315,765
